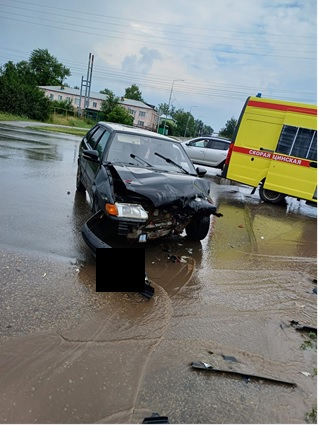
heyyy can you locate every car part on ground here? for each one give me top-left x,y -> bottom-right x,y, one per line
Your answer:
141,273 -> 155,299
191,361 -> 296,387
142,413 -> 169,424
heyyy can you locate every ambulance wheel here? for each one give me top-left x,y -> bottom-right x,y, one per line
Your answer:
259,184 -> 286,205
186,215 -> 210,240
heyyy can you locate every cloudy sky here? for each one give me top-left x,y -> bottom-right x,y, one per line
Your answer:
0,0 -> 317,131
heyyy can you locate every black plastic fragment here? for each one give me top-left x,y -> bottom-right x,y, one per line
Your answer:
139,273 -> 155,299
295,325 -> 317,333
142,413 -> 169,423
289,320 -> 317,333
191,361 -> 296,387
222,355 -> 239,362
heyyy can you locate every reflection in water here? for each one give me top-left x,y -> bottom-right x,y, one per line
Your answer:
204,197 -> 317,269
145,236 -> 203,296
0,125 -> 81,162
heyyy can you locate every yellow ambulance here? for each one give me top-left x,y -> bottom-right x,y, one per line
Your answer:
221,95 -> 317,205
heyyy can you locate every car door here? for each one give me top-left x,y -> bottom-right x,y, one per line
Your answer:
85,129 -> 111,198
81,125 -> 107,188
185,138 -> 209,163
205,139 -> 230,167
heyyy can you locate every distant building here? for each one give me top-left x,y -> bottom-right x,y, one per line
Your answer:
39,86 -> 159,132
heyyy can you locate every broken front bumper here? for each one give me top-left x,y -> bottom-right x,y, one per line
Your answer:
81,211 -> 155,298
81,211 -> 112,255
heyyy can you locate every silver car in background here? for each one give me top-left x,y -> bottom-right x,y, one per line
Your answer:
181,136 -> 231,169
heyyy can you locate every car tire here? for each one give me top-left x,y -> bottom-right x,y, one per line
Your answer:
76,166 -> 86,193
259,183 -> 286,205
186,215 -> 210,240
218,160 -> 225,170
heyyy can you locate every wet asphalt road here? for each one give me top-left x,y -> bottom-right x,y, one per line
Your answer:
0,122 -> 317,424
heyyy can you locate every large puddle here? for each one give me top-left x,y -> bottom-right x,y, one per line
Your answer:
0,125 -> 316,423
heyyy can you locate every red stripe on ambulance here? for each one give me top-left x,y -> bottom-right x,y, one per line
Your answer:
233,145 -> 312,167
247,100 -> 317,116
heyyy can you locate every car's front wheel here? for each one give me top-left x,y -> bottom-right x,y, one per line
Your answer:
259,183 -> 286,205
76,166 -> 86,193
185,215 -> 210,240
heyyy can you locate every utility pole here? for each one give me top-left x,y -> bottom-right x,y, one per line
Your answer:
184,105 -> 197,137
162,79 -> 184,135
78,53 -> 94,117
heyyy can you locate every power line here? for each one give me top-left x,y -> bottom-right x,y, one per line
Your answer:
5,0 -> 317,41
0,13 -> 315,61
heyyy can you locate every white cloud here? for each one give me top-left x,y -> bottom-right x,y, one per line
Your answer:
0,0 -> 316,131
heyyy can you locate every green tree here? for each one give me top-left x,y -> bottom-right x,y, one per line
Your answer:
0,61 -> 50,120
219,117 -> 237,139
100,88 -> 113,96
173,109 -> 189,137
50,99 -> 74,115
100,90 -> 120,120
29,48 -> 71,86
158,102 -> 176,117
108,105 -> 134,125
158,103 -> 178,135
124,84 -> 143,101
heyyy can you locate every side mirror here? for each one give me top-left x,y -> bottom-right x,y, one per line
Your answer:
196,166 -> 207,177
82,149 -> 100,162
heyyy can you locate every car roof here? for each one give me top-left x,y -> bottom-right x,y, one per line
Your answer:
185,136 -> 231,142
97,121 -> 176,142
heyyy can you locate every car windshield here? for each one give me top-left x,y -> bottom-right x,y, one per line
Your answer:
106,132 -> 196,174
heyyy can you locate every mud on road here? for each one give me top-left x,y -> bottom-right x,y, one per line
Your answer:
0,123 -> 317,424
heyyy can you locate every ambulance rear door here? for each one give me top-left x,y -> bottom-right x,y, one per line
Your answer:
263,112 -> 317,202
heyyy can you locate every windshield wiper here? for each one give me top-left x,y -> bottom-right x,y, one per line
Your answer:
154,152 -> 190,174
130,153 -> 153,167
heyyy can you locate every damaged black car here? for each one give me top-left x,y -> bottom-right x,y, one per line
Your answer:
76,122 -> 222,252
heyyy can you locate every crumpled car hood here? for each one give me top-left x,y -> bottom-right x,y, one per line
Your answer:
111,164 -> 212,207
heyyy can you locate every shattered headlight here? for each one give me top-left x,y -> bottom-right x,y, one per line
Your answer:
105,202 -> 148,219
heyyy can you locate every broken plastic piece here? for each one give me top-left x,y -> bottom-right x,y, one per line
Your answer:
139,234 -> 147,243
222,355 -> 239,363
295,325 -> 317,333
139,273 -> 155,299
289,321 -> 317,333
167,254 -> 181,263
142,412 -> 169,423
191,361 -> 296,387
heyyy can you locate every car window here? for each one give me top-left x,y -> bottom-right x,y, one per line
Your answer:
189,139 -> 209,148
87,126 -> 106,149
208,140 -> 229,150
96,130 -> 111,160
85,125 -> 98,142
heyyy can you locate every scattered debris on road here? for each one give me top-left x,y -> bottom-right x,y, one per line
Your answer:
191,361 -> 297,387
142,412 -> 169,423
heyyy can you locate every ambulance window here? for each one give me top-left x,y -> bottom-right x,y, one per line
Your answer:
306,131 -> 317,161
276,125 -> 296,155
290,128 -> 316,160
276,125 -> 317,161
